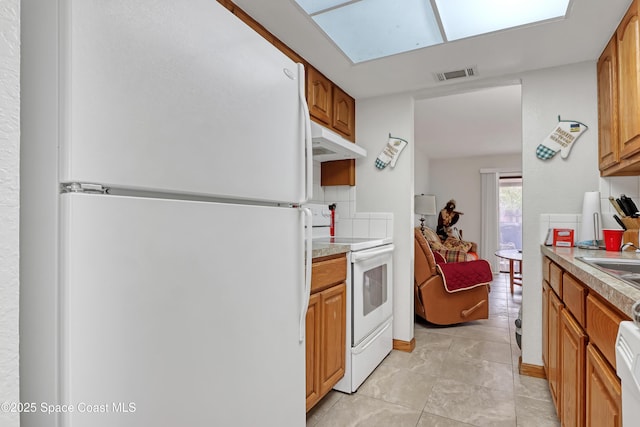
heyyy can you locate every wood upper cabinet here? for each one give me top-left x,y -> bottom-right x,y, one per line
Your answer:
307,67 -> 332,126
596,0 -> 640,175
585,343 -> 622,427
332,85 -> 355,140
598,35 -> 619,171
307,68 -> 356,143
310,70 -> 357,186
560,309 -> 588,427
617,0 -> 640,160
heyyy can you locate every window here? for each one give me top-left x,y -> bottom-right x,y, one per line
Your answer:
499,176 -> 522,271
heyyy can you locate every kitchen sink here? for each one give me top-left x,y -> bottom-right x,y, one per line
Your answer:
577,257 -> 640,289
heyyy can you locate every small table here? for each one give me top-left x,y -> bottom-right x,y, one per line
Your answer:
494,249 -> 522,294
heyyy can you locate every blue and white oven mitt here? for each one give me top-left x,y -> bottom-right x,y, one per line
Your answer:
536,117 -> 588,160
375,134 -> 408,169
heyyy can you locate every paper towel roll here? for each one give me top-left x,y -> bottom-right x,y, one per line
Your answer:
579,191 -> 602,244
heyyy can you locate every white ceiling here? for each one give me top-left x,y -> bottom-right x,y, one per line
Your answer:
233,0 -> 632,158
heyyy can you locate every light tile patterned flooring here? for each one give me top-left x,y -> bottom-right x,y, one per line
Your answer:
306,273 -> 560,427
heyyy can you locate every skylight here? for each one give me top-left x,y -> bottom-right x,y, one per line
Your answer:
294,0 -> 571,63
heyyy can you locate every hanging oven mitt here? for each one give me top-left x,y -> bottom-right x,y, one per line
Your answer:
536,117 -> 588,160
375,134 -> 408,169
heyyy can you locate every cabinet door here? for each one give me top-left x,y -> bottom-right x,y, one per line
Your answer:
586,294 -> 625,370
332,86 -> 355,141
542,281 -> 549,370
321,160 -> 355,186
548,290 -> 564,414
585,344 -> 622,427
319,282 -> 346,396
307,67 -> 332,125
305,292 -> 321,411
598,35 -> 619,171
560,309 -> 588,427
617,0 -> 640,159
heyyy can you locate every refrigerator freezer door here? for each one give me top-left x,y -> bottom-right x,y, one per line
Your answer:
59,193 -> 305,426
59,0 -> 307,203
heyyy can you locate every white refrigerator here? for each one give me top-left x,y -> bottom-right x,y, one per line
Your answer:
20,1 -> 312,426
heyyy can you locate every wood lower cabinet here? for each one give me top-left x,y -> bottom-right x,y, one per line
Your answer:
306,254 -> 347,412
542,256 -> 628,426
305,292 -> 321,409
542,280 -> 549,368
319,283 -> 346,396
585,343 -> 622,427
560,309 -> 587,427
548,288 -> 564,413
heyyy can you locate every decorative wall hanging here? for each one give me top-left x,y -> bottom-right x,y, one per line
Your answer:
375,134 -> 408,170
536,115 -> 588,161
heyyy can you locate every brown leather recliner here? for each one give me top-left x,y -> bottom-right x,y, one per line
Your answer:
414,228 -> 490,325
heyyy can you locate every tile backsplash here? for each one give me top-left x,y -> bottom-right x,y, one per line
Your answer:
600,176 -> 640,226
539,214 -> 581,245
539,176 -> 640,246
310,162 -> 393,239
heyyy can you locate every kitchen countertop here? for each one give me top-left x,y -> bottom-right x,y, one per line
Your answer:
541,245 -> 640,318
312,241 -> 350,259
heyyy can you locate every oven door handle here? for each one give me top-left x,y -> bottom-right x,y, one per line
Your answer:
351,244 -> 394,262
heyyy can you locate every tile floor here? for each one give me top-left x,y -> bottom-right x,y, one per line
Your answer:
306,273 -> 560,427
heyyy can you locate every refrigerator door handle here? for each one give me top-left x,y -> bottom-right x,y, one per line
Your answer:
299,207 -> 312,343
298,63 -> 313,204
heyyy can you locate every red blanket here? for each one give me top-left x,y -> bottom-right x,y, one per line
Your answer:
436,259 -> 493,293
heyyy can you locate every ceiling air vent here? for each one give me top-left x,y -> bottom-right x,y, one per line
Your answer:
434,66 -> 478,82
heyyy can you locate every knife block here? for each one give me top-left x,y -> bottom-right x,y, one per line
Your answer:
622,228 -> 640,251
621,217 -> 640,230
620,218 -> 640,251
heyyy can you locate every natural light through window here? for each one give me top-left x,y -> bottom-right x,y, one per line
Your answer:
436,0 -> 570,41
293,0 -> 570,63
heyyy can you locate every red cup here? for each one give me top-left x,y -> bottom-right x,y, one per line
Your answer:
603,229 -> 624,251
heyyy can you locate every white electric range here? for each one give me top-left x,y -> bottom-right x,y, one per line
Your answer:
307,203 -> 394,393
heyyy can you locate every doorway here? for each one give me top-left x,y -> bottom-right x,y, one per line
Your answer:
499,176 -> 522,272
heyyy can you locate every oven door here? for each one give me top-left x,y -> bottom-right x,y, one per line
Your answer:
351,244 -> 394,346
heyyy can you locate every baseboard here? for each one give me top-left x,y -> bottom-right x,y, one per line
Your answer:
393,338 -> 415,353
518,356 -> 546,379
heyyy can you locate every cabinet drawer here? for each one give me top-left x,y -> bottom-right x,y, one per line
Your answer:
563,273 -> 588,327
311,255 -> 347,293
549,262 -> 563,297
586,294 -> 625,369
543,257 -> 551,283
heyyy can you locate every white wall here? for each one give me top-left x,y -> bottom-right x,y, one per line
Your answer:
521,61 -> 600,366
0,1 -> 20,425
428,154 -> 522,245
356,94 -> 415,343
